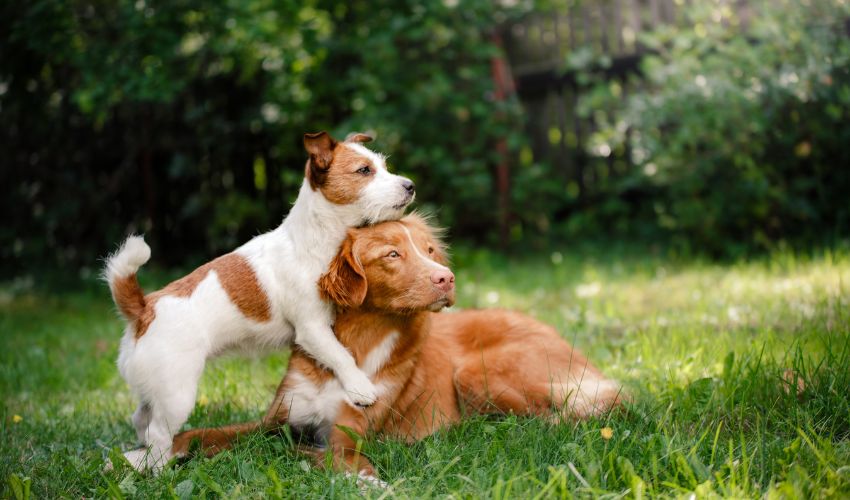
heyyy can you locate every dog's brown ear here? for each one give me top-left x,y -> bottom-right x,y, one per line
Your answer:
304,131 -> 337,166
318,235 -> 367,308
304,131 -> 337,188
344,132 -> 373,144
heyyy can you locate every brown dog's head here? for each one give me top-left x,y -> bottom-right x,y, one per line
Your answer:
318,214 -> 455,313
303,131 -> 416,224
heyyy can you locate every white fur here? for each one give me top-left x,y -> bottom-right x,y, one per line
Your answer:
281,371 -> 347,431
361,331 -> 399,377
105,142 -> 413,472
104,235 -> 151,282
347,470 -> 389,490
556,376 -> 621,418
284,332 -> 400,440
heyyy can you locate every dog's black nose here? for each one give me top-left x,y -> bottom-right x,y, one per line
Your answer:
402,179 -> 415,194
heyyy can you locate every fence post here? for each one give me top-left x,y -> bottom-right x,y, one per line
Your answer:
490,30 -> 516,248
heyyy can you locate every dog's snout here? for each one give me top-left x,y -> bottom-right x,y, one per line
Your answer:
401,179 -> 415,195
430,269 -> 455,292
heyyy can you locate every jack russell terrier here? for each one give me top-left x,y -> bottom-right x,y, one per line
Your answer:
104,131 -> 415,472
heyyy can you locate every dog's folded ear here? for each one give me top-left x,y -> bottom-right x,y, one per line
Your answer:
304,131 -> 337,165
344,132 -> 374,144
318,234 -> 367,309
304,131 -> 337,189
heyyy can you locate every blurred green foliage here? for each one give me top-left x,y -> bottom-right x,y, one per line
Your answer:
580,0 -> 850,256
2,0 -> 849,274
1,0 -> 528,272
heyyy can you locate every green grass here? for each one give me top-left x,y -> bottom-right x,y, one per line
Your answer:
2,246 -> 849,498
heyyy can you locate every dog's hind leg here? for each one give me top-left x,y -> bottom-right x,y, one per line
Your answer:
170,357 -> 314,461
126,353 -> 204,472
128,389 -> 197,472
453,363 -> 553,418
169,366 -> 298,461
132,402 -> 152,442
454,361 -> 622,422
171,422 -> 263,458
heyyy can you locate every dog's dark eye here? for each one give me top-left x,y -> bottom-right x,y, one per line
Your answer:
428,246 -> 435,254
386,250 -> 400,258
356,165 -> 371,175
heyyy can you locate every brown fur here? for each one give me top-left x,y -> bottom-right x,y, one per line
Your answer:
112,253 -> 271,339
303,131 -> 380,205
344,132 -> 373,144
318,236 -> 367,309
304,131 -> 336,189
111,274 -> 147,325
171,218 -> 622,477
171,422 -> 261,458
318,146 -> 378,205
327,215 -> 450,313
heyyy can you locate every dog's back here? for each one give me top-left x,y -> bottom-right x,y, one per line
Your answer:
430,309 -> 623,420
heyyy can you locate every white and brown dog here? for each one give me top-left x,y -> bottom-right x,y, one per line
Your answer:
104,131 -> 415,471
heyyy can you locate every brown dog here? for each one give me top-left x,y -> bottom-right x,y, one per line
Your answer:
172,214 -> 622,481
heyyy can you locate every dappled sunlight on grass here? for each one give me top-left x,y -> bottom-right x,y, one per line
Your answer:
1,248 -> 849,497
453,249 -> 848,389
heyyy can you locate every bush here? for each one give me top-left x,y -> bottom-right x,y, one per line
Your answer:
2,0 -> 849,272
0,0 -> 529,273
586,0 -> 850,256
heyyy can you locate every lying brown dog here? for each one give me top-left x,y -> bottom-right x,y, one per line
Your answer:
172,215 -> 622,481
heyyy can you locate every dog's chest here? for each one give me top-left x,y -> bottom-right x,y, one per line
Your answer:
285,331 -> 401,434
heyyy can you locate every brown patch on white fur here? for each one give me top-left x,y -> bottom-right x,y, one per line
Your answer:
112,253 -> 271,339
318,145 -> 377,205
303,131 -> 379,205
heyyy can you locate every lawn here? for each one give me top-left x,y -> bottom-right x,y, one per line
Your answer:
2,245 -> 849,498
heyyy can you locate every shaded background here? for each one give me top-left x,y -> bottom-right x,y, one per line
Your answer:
2,0 -> 849,276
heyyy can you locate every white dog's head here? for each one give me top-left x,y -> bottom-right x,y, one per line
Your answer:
304,131 -> 415,224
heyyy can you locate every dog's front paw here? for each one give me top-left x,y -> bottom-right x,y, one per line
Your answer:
344,374 -> 378,407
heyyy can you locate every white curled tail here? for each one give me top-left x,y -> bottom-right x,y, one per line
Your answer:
104,236 -> 151,322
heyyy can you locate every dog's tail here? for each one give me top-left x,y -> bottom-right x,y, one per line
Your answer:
171,422 -> 263,458
104,235 -> 151,323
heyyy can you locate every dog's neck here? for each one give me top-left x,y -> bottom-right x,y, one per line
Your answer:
280,180 -> 361,261
334,308 -> 431,366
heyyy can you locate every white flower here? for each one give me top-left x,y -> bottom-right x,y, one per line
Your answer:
575,282 -> 601,298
